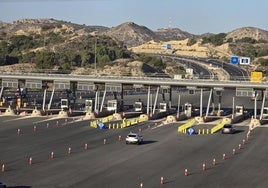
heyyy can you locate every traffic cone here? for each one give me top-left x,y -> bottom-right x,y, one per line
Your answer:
50,152 -> 55,159
140,182 -> 143,188
33,126 -> 37,132
202,163 -> 206,171
232,148 -> 236,155
222,153 -> 226,160
84,143 -> 88,150
184,169 -> 188,176
1,164 -> 5,172
243,139 -> 246,145
212,158 -> 216,166
17,128 -> 21,135
103,139 -> 107,145
56,121 -> 59,127
29,157 -> 33,165
67,147 -> 71,155
46,123 -> 49,128
118,135 -> 122,141
160,176 -> 164,184
238,144 -> 241,150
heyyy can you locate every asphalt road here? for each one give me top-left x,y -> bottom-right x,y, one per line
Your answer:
0,114 -> 267,188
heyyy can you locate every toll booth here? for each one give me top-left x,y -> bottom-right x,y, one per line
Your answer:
159,102 -> 167,112
185,103 -> 192,118
107,99 -> 117,112
61,99 -> 69,109
235,105 -> 244,115
85,99 -> 93,112
134,101 -> 143,112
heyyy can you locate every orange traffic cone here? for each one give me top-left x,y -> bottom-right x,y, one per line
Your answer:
212,158 -> 216,166
202,163 -> 206,171
67,147 -> 71,155
29,157 -> 33,165
160,176 -> 164,184
51,152 -> 55,159
184,169 -> 188,176
84,143 -> 88,150
1,164 -> 5,172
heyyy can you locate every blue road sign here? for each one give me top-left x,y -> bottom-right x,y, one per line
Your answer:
230,56 -> 239,65
187,127 -> 195,135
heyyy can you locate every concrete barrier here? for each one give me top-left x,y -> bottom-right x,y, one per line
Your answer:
166,115 -> 176,123
84,112 -> 95,119
58,109 -> 68,118
250,118 -> 261,128
195,116 -> 204,124
5,106 -> 15,115
31,108 -> 41,116
113,113 -> 122,120
139,114 -> 148,122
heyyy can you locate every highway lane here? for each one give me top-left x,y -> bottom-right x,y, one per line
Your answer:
0,115 -> 267,188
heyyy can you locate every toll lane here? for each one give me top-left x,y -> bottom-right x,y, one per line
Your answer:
0,116 -> 267,188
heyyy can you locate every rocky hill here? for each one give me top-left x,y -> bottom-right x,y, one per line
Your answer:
102,22 -> 158,47
0,18 -> 268,76
226,27 -> 268,41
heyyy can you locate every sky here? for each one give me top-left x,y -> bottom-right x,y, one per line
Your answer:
0,0 -> 267,35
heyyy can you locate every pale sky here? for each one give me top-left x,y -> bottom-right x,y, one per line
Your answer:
0,0 -> 267,34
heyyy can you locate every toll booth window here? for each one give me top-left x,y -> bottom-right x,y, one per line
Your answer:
86,101 -> 92,106
160,104 -> 166,110
135,103 -> 141,108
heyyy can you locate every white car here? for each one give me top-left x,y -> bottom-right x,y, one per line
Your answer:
126,132 -> 143,145
222,124 -> 235,134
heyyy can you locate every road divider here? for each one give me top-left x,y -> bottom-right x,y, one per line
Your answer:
90,114 -> 148,129
178,118 -> 196,133
211,117 -> 231,134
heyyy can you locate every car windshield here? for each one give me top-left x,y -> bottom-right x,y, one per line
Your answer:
128,134 -> 137,137
224,124 -> 232,128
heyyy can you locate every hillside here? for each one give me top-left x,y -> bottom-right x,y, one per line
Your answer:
102,22 -> 158,47
0,18 -> 268,76
226,27 -> 268,41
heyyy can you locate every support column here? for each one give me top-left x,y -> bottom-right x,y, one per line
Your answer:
200,88 -> 203,117
260,90 -> 267,120
147,86 -> 150,115
42,89 -> 47,111
153,86 -> 159,115
205,88 -> 213,117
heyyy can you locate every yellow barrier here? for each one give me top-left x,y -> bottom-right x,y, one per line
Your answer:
178,119 -> 196,133
211,118 -> 231,134
90,114 -> 148,129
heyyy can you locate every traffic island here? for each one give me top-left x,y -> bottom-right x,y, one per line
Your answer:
31,107 -> 41,116
5,106 -> 15,115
